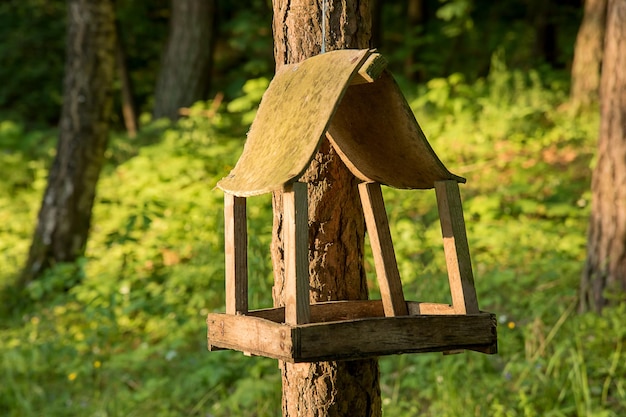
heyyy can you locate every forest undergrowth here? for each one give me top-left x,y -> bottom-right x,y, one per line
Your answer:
1,63 -> 624,416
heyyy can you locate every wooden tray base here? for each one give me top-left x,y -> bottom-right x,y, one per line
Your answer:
207,300 -> 497,363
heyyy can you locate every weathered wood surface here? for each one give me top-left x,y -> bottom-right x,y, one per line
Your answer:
435,180 -> 479,314
283,182 -> 311,324
327,71 -> 464,189
247,300 -> 386,323
216,49 -> 371,196
238,300 -> 460,322
207,312 -> 295,357
217,49 -> 464,196
359,182 -> 408,316
295,313 -> 497,361
207,306 -> 497,362
224,193 -> 248,314
351,53 -> 387,85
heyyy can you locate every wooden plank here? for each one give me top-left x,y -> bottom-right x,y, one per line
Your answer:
224,193 -> 248,315
283,182 -> 311,324
435,180 -> 479,314
240,300 -> 457,323
350,52 -> 387,85
359,182 -> 408,316
207,311 -> 497,362
295,313 -> 497,362
408,302 -> 456,315
207,313 -> 295,361
248,300 -> 385,323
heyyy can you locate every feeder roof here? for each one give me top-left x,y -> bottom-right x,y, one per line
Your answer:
217,49 -> 464,197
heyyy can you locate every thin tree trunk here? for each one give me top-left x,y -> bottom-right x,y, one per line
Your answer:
570,0 -> 608,107
19,0 -> 116,288
115,19 -> 139,138
404,0 -> 426,81
271,1 -> 382,415
152,0 -> 215,121
581,0 -> 626,313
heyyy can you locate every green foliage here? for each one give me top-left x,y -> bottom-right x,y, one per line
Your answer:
226,77 -> 271,126
1,66 -> 624,417
0,0 -> 273,128
381,0 -> 580,82
0,0 -> 66,125
0,0 -> 582,127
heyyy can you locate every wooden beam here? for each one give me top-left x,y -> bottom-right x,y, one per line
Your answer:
207,310 -> 497,362
224,193 -> 248,315
243,300 -> 458,323
283,182 -> 311,324
296,313 -> 496,361
207,313 -> 295,358
435,180 -> 479,314
350,52 -> 387,85
409,302 -> 455,315
359,182 -> 408,316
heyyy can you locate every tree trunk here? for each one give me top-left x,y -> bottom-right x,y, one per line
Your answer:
404,0 -> 427,81
271,1 -> 382,415
581,0 -> 626,313
570,0 -> 608,107
152,0 -> 216,121
370,0 -> 382,48
19,0 -> 116,288
115,19 -> 139,138
528,0 -> 559,67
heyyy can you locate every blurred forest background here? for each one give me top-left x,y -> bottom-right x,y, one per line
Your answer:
0,0 -> 625,416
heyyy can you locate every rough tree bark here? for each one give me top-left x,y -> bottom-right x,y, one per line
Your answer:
152,0 -> 216,121
581,0 -> 626,313
19,0 -> 116,288
270,1 -> 382,416
570,0 -> 608,107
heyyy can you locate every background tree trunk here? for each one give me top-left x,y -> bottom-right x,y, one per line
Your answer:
270,1 -> 382,416
581,0 -> 626,313
570,0 -> 608,107
19,0 -> 116,288
404,0 -> 427,81
115,19 -> 139,138
528,0 -> 559,67
152,0 -> 216,121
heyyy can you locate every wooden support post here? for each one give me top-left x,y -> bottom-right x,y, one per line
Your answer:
283,182 -> 311,324
224,193 -> 248,315
435,180 -> 479,314
359,182 -> 408,316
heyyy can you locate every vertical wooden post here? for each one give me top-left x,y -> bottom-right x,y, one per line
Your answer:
435,180 -> 479,314
224,193 -> 248,315
359,182 -> 408,316
283,182 -> 311,324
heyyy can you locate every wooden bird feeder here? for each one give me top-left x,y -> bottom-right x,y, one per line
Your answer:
207,49 -> 497,362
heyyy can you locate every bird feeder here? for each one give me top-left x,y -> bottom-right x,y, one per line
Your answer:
207,49 -> 497,362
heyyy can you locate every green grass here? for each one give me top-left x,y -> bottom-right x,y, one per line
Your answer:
1,68 -> 624,416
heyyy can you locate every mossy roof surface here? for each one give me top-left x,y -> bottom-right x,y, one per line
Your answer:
217,49 -> 462,197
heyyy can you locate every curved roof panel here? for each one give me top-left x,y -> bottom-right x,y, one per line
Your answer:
327,71 -> 464,189
217,49 -> 463,197
217,49 -> 371,196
